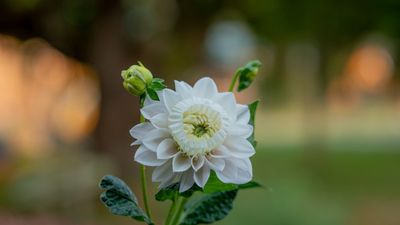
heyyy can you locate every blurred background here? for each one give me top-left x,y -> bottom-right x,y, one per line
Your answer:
0,0 -> 400,224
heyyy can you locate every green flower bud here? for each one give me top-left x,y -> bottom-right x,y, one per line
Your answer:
121,62 -> 153,96
247,66 -> 259,80
237,60 -> 261,92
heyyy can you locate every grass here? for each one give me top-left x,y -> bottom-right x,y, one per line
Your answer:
217,145 -> 400,225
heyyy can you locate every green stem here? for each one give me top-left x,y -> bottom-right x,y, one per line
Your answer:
140,165 -> 152,220
164,195 -> 178,225
169,196 -> 187,225
139,113 -> 152,220
228,71 -> 239,92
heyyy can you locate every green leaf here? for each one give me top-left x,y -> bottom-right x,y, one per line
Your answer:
149,78 -> 167,90
99,175 -> 153,225
155,183 -> 201,202
180,189 -> 238,225
203,172 -> 238,193
238,181 -> 262,190
146,78 -> 166,100
237,60 -> 261,92
146,88 -> 159,101
248,100 -> 259,147
180,185 -> 202,198
155,183 -> 179,202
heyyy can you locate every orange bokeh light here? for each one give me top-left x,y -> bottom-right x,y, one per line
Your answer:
0,35 -> 100,156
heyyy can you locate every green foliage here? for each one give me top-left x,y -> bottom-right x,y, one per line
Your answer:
238,181 -> 262,190
248,100 -> 259,147
148,78 -> 166,90
99,175 -> 153,225
155,183 -> 179,202
146,78 -> 167,100
180,189 -> 238,225
178,179 -> 261,225
156,175 -> 261,201
204,172 -> 262,192
203,172 -> 238,193
155,183 -> 201,202
237,60 -> 262,92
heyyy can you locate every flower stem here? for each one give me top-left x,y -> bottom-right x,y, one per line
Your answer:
140,165 -> 152,220
164,195 -> 178,225
228,71 -> 239,92
139,113 -> 152,220
169,196 -> 187,225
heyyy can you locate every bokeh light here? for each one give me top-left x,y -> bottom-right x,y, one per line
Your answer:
0,35 -> 100,156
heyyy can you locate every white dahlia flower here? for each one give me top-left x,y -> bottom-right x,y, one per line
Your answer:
130,77 -> 255,192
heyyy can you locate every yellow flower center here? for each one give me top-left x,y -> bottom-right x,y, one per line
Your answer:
168,98 -> 229,156
183,110 -> 221,139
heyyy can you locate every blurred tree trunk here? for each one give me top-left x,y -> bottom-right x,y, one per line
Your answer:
87,8 -> 141,176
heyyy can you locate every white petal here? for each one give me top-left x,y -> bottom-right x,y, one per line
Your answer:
236,104 -> 250,125
194,165 -> 210,188
174,80 -> 193,98
236,168 -> 252,183
215,159 -> 238,183
142,128 -> 169,151
212,92 -> 237,119
229,123 -> 253,138
150,113 -> 169,128
241,159 -> 253,178
131,140 -> 141,146
144,95 -> 156,106
223,137 -> 255,158
159,173 -> 178,188
162,89 -> 182,112
193,77 -> 218,98
236,157 -> 252,175
191,156 -> 205,171
135,145 -> 166,166
210,145 -> 231,158
172,153 -> 191,172
216,158 -> 252,184
130,122 -> 154,140
179,170 -> 194,192
205,156 -> 225,171
157,138 -> 179,159
152,160 -> 173,182
141,102 -> 167,120
232,158 -> 252,183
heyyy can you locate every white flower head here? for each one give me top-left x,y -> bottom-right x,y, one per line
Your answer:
130,77 -> 255,192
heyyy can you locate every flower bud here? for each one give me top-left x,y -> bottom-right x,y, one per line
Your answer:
237,60 -> 261,92
247,67 -> 259,80
121,63 -> 153,96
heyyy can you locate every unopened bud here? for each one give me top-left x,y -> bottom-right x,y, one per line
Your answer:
237,60 -> 261,92
121,62 -> 153,96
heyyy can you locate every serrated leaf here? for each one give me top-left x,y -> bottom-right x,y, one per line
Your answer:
248,100 -> 259,147
155,183 -> 201,202
237,60 -> 261,92
203,172 -> 238,193
180,189 -> 238,225
99,175 -> 153,225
